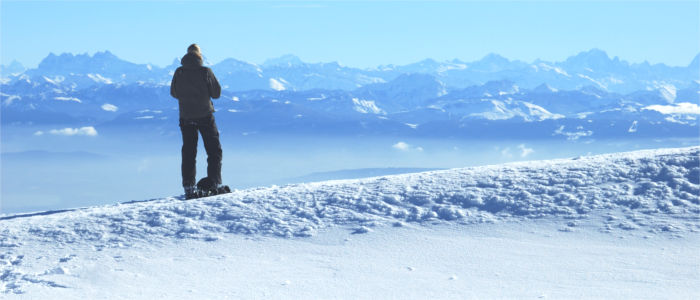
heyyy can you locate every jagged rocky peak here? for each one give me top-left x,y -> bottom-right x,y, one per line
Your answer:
394,58 -> 445,73
579,84 -> 607,96
468,53 -> 519,72
167,57 -> 181,68
0,59 -> 26,75
562,48 -> 626,71
92,50 -> 119,60
212,58 -> 262,74
568,48 -> 610,62
479,53 -> 510,63
216,57 -> 257,67
688,53 -> 700,69
37,50 -> 127,71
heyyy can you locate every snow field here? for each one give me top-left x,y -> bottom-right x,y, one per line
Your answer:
1,146 -> 699,296
2,224 -> 699,299
3,147 -> 698,246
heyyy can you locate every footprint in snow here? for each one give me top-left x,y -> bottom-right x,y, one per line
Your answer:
352,226 -> 372,234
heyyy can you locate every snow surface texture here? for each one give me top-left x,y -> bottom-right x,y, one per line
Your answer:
1,147 -> 699,296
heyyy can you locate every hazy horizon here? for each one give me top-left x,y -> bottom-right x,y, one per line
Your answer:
2,1 -> 698,68
3,47 -> 699,71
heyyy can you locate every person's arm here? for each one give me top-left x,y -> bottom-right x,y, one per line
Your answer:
206,68 -> 221,99
170,69 -> 179,98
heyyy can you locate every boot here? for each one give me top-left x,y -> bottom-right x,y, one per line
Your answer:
184,185 -> 198,200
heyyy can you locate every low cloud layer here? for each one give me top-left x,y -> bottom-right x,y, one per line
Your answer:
34,126 -> 98,137
101,103 -> 118,112
500,144 -> 535,158
392,141 -> 423,152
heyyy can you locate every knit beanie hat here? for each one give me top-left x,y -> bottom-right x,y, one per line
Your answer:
187,44 -> 202,59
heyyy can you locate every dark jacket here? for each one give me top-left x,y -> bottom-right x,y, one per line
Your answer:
170,53 -> 221,120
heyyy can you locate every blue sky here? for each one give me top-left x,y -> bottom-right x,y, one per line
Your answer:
1,1 -> 698,68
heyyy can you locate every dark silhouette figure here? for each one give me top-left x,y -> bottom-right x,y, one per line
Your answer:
170,44 -> 223,198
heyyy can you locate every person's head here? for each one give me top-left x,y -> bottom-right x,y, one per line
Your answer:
187,44 -> 202,59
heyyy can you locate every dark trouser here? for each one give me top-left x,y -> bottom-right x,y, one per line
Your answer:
179,114 -> 222,187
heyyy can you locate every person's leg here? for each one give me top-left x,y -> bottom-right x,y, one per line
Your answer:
180,118 -> 199,188
199,114 -> 223,186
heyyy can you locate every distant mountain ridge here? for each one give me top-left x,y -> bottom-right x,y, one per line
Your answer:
2,49 -> 698,93
1,49 -> 698,139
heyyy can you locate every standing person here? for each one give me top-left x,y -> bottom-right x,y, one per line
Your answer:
170,43 -> 223,199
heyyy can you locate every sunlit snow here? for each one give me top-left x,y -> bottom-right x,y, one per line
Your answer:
644,102 -> 700,115
0,147 -> 698,298
269,78 -> 287,91
352,98 -> 385,114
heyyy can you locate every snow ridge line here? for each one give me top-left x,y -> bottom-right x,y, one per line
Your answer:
0,147 -> 698,249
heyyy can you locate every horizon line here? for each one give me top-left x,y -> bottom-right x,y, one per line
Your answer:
4,48 -> 700,70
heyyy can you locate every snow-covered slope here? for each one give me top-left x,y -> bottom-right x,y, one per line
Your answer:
1,146 -> 695,241
1,147 -> 699,297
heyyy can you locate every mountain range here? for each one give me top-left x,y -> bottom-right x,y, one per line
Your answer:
1,49 -> 698,139
3,49 -> 699,93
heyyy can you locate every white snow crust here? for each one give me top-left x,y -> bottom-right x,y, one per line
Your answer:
269,78 -> 287,91
86,73 -> 113,84
644,102 -> 700,115
352,97 -> 385,114
1,147 -> 699,297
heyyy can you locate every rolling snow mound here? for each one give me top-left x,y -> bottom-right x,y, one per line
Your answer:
1,147 -> 698,248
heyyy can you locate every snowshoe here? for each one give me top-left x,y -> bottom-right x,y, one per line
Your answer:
181,178 -> 231,200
